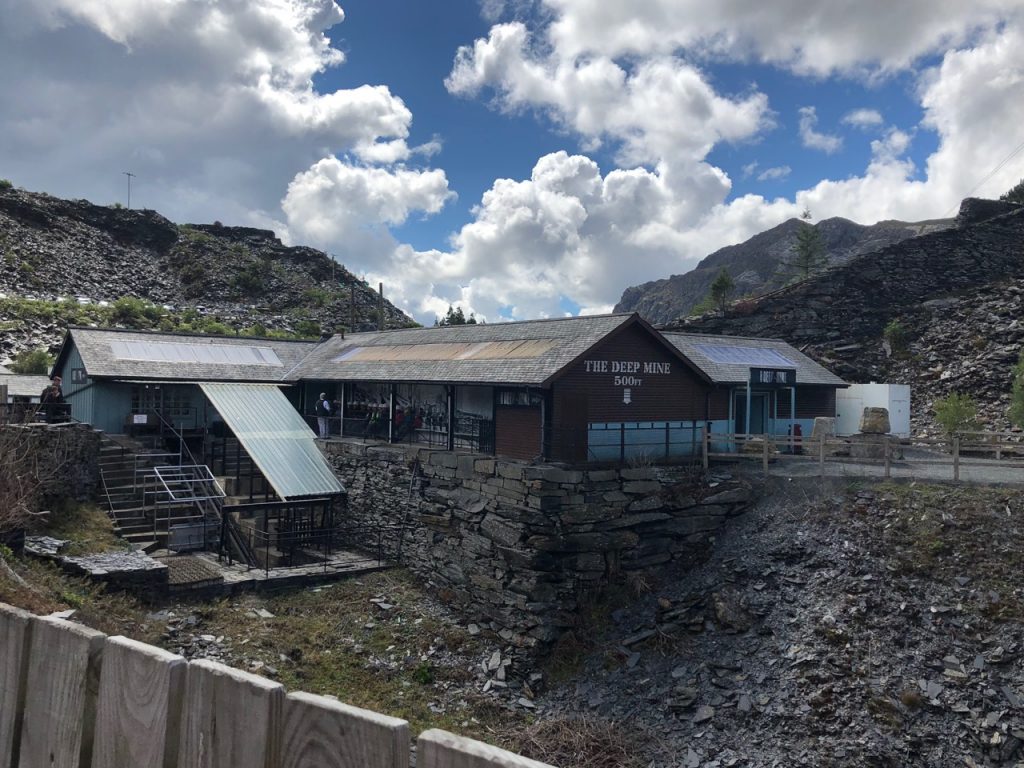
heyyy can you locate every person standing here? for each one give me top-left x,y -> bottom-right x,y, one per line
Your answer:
40,375 -> 65,423
315,392 -> 331,438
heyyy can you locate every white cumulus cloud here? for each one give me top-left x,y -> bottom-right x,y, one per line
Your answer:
842,108 -> 885,129
798,107 -> 843,154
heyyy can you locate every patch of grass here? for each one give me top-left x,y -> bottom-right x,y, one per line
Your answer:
0,554 -> 156,638
175,570 -> 524,738
39,501 -> 128,556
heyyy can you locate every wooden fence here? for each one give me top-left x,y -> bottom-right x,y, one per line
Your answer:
0,603 -> 554,768
701,429 -> 1024,483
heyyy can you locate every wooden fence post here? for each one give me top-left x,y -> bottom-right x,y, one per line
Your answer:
953,435 -> 960,482
178,659 -> 284,768
818,435 -> 826,478
702,425 -> 709,471
418,729 -> 555,768
92,636 -> 186,768
0,604 -> 33,768
19,617 -> 105,768
884,439 -> 891,479
280,692 -> 410,768
762,433 -> 769,478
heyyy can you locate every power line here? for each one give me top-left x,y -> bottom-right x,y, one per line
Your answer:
942,138 -> 1024,217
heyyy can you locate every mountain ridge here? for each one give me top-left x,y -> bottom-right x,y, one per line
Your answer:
615,213 -> 953,325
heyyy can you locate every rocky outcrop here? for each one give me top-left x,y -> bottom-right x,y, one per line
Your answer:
615,214 -> 952,325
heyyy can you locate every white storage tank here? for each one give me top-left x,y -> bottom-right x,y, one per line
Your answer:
835,383 -> 911,437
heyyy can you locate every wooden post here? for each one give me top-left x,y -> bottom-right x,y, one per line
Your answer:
92,636 -> 186,768
19,617 -> 106,768
178,659 -> 284,768
702,425 -> 709,471
280,692 -> 410,768
0,603 -> 33,768
953,435 -> 960,482
762,433 -> 769,478
884,438 -> 891,479
818,434 -> 826,478
418,729 -> 555,768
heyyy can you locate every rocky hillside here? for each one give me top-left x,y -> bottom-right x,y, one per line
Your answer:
615,215 -> 951,325
669,198 -> 1024,434
0,185 -> 412,361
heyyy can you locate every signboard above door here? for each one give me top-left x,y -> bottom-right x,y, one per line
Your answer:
749,367 -> 796,386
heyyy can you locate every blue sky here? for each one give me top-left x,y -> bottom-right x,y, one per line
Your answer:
1,1 -> 1022,322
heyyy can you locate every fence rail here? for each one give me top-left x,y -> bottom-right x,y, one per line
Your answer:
0,603 -> 555,768
701,429 -> 1024,484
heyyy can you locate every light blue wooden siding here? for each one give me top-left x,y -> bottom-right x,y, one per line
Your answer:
57,344 -> 98,427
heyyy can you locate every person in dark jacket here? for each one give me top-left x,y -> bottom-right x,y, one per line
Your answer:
315,392 -> 331,438
40,375 -> 66,423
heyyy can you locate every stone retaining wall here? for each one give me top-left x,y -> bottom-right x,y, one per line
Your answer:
322,440 -> 755,648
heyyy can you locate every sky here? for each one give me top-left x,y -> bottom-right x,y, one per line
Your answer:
2,1 -> 1024,324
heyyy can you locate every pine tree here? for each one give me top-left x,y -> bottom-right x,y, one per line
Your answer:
778,218 -> 827,282
709,268 -> 735,314
437,305 -> 473,326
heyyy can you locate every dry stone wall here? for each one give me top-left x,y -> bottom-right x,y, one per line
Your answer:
322,441 -> 755,648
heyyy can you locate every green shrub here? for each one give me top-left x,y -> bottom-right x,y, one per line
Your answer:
293,319 -> 321,338
933,392 -> 979,437
111,296 -> 164,327
883,319 -> 909,353
232,260 -> 267,295
303,287 -> 331,307
1010,351 -> 1024,427
178,261 -> 205,285
0,179 -> 12,190
10,347 -> 53,374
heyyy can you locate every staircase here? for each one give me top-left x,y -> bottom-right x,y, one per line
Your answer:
98,436 -> 216,552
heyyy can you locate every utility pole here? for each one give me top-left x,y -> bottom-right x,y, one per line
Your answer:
123,171 -> 136,210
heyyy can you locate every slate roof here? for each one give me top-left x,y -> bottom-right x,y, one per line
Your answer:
60,328 -> 318,383
290,314 -> 647,385
0,374 -> 52,399
662,332 -> 847,387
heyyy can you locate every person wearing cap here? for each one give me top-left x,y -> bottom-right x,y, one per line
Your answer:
315,392 -> 332,438
40,375 -> 66,423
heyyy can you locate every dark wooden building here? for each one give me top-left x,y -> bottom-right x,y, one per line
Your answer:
293,314 -> 713,463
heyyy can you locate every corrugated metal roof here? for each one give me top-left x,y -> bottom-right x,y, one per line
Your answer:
0,364 -> 11,374
199,383 -> 344,500
68,328 -> 317,382
662,332 -> 846,386
0,374 -> 52,399
292,314 -> 636,385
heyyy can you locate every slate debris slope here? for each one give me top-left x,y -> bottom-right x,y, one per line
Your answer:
0,185 -> 412,358
542,477 -> 1024,767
